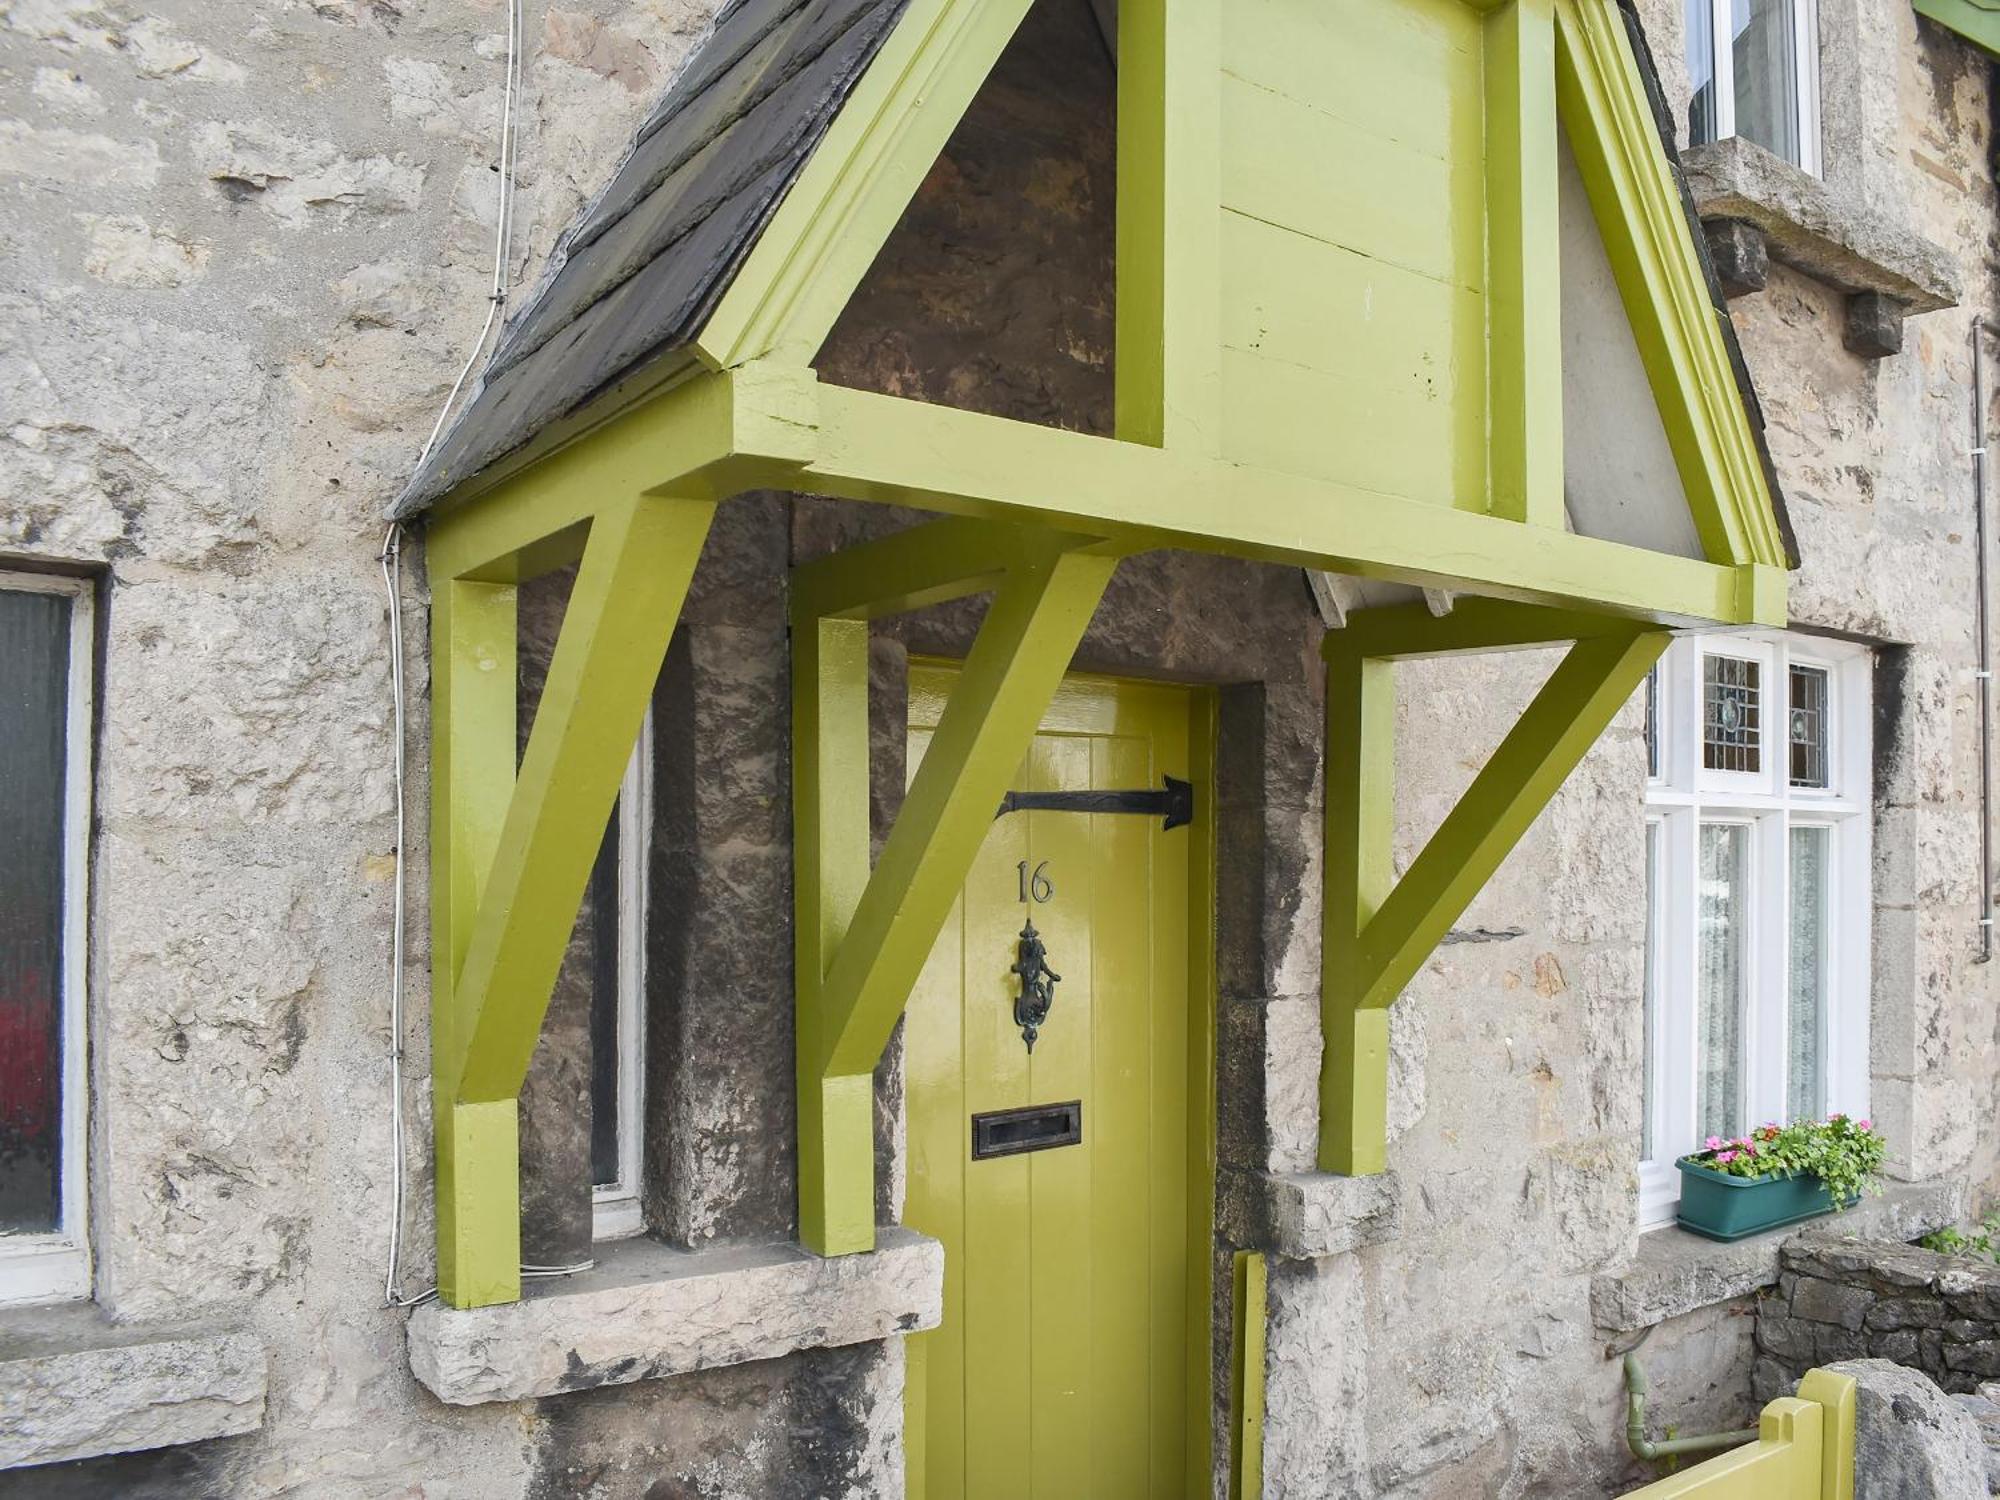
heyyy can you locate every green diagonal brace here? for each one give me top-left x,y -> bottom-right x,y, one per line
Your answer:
1319,625 -> 1668,1174
435,492 -> 715,1307
792,530 -> 1115,1255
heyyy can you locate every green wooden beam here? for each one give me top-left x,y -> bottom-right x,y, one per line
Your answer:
422,364 -> 811,583
1352,628 -> 1668,1011
1554,0 -> 1789,573
693,0 -> 1036,368
1117,0 -> 1221,452
1318,623 -> 1667,1176
778,379 -> 1768,626
1329,597 -> 1658,661
791,528 -> 1116,1254
429,576 -> 518,1309
435,493 -> 714,1306
1319,653 -> 1395,1177
1228,1250 -> 1267,1500
1484,0 -> 1564,528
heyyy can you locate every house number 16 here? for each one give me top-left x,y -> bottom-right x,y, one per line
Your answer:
1017,860 -> 1053,904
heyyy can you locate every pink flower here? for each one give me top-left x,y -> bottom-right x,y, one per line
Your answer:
1742,1143 -> 1758,1156
1717,1150 -> 1738,1164
1856,1119 -> 1872,1132
1705,1136 -> 1725,1151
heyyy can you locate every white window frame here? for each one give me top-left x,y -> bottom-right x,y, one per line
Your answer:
0,570 -> 94,1305
591,713 -> 650,1242
1639,631 -> 1870,1229
1689,0 -> 1823,177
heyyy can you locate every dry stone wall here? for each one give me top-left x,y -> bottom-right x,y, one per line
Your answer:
1757,1236 -> 2000,1398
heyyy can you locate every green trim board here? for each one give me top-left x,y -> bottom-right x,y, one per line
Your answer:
1914,0 -> 2000,58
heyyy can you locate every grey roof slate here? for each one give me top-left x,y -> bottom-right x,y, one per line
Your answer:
393,0 -> 910,519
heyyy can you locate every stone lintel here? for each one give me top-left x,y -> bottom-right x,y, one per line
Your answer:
407,1227 -> 943,1405
1684,136 -> 1961,315
0,1304 -> 265,1470
1217,1169 -> 1401,1261
1590,1177 -> 1965,1333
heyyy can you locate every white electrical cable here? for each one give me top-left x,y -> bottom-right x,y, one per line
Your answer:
416,0 -> 524,468
381,0 -> 591,1309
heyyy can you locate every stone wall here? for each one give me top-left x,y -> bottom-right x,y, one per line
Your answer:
1757,1236 -> 2000,1399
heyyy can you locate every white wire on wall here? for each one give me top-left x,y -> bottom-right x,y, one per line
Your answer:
380,0 -> 591,1309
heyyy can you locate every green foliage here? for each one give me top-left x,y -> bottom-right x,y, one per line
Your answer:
1682,1115 -> 1886,1211
1920,1210 -> 2000,1264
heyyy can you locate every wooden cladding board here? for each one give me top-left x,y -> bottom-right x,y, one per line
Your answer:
1218,0 -> 1489,512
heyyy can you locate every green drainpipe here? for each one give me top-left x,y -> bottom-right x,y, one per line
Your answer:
1623,1352 -> 1760,1462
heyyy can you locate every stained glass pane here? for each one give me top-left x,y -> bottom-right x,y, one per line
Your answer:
1789,664 -> 1829,788
0,589 -> 71,1236
1688,0 -> 1720,146
1788,825 -> 1829,1122
1703,655 -> 1761,773
1731,0 -> 1802,166
1696,823 -> 1748,1141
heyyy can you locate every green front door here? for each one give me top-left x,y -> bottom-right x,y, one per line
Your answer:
903,665 -> 1201,1499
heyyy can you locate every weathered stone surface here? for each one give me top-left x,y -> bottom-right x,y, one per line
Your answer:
1793,1274 -> 1877,1331
1704,216 -> 1770,298
1823,1359 -> 1989,1500
1591,1180 -> 1964,1332
0,1306 -> 264,1469
1217,1170 -> 1402,1261
1683,135 -> 1961,311
406,1229 -> 942,1405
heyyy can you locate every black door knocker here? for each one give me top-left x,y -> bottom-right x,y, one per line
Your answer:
1011,919 -> 1061,1053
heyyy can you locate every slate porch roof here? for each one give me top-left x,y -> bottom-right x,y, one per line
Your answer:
394,0 -> 1795,572
393,0 -> 909,519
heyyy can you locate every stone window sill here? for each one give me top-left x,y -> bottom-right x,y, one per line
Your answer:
0,1302 -> 266,1470
1216,1169 -> 1401,1261
407,1226 -> 943,1405
1590,1176 -> 1965,1333
1683,137 -> 1960,317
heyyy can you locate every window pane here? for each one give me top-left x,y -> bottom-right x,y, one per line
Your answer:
1643,822 -> 1660,1161
1688,0 -> 1720,145
1788,825 -> 1829,1121
588,810 -> 621,1190
1696,823 -> 1748,1141
1730,0 -> 1801,165
1789,664 -> 1829,788
0,589 -> 71,1236
1703,655 -> 1762,773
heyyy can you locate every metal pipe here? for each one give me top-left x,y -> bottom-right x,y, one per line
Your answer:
1622,1352 -> 1758,1463
1971,321 -> 1997,962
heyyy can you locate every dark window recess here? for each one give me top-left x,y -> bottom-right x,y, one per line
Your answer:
1789,664 -> 1830,788
971,1100 -> 1083,1160
1645,667 -> 1660,778
587,808 -> 621,1190
0,589 -> 71,1236
1703,654 -> 1761,774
